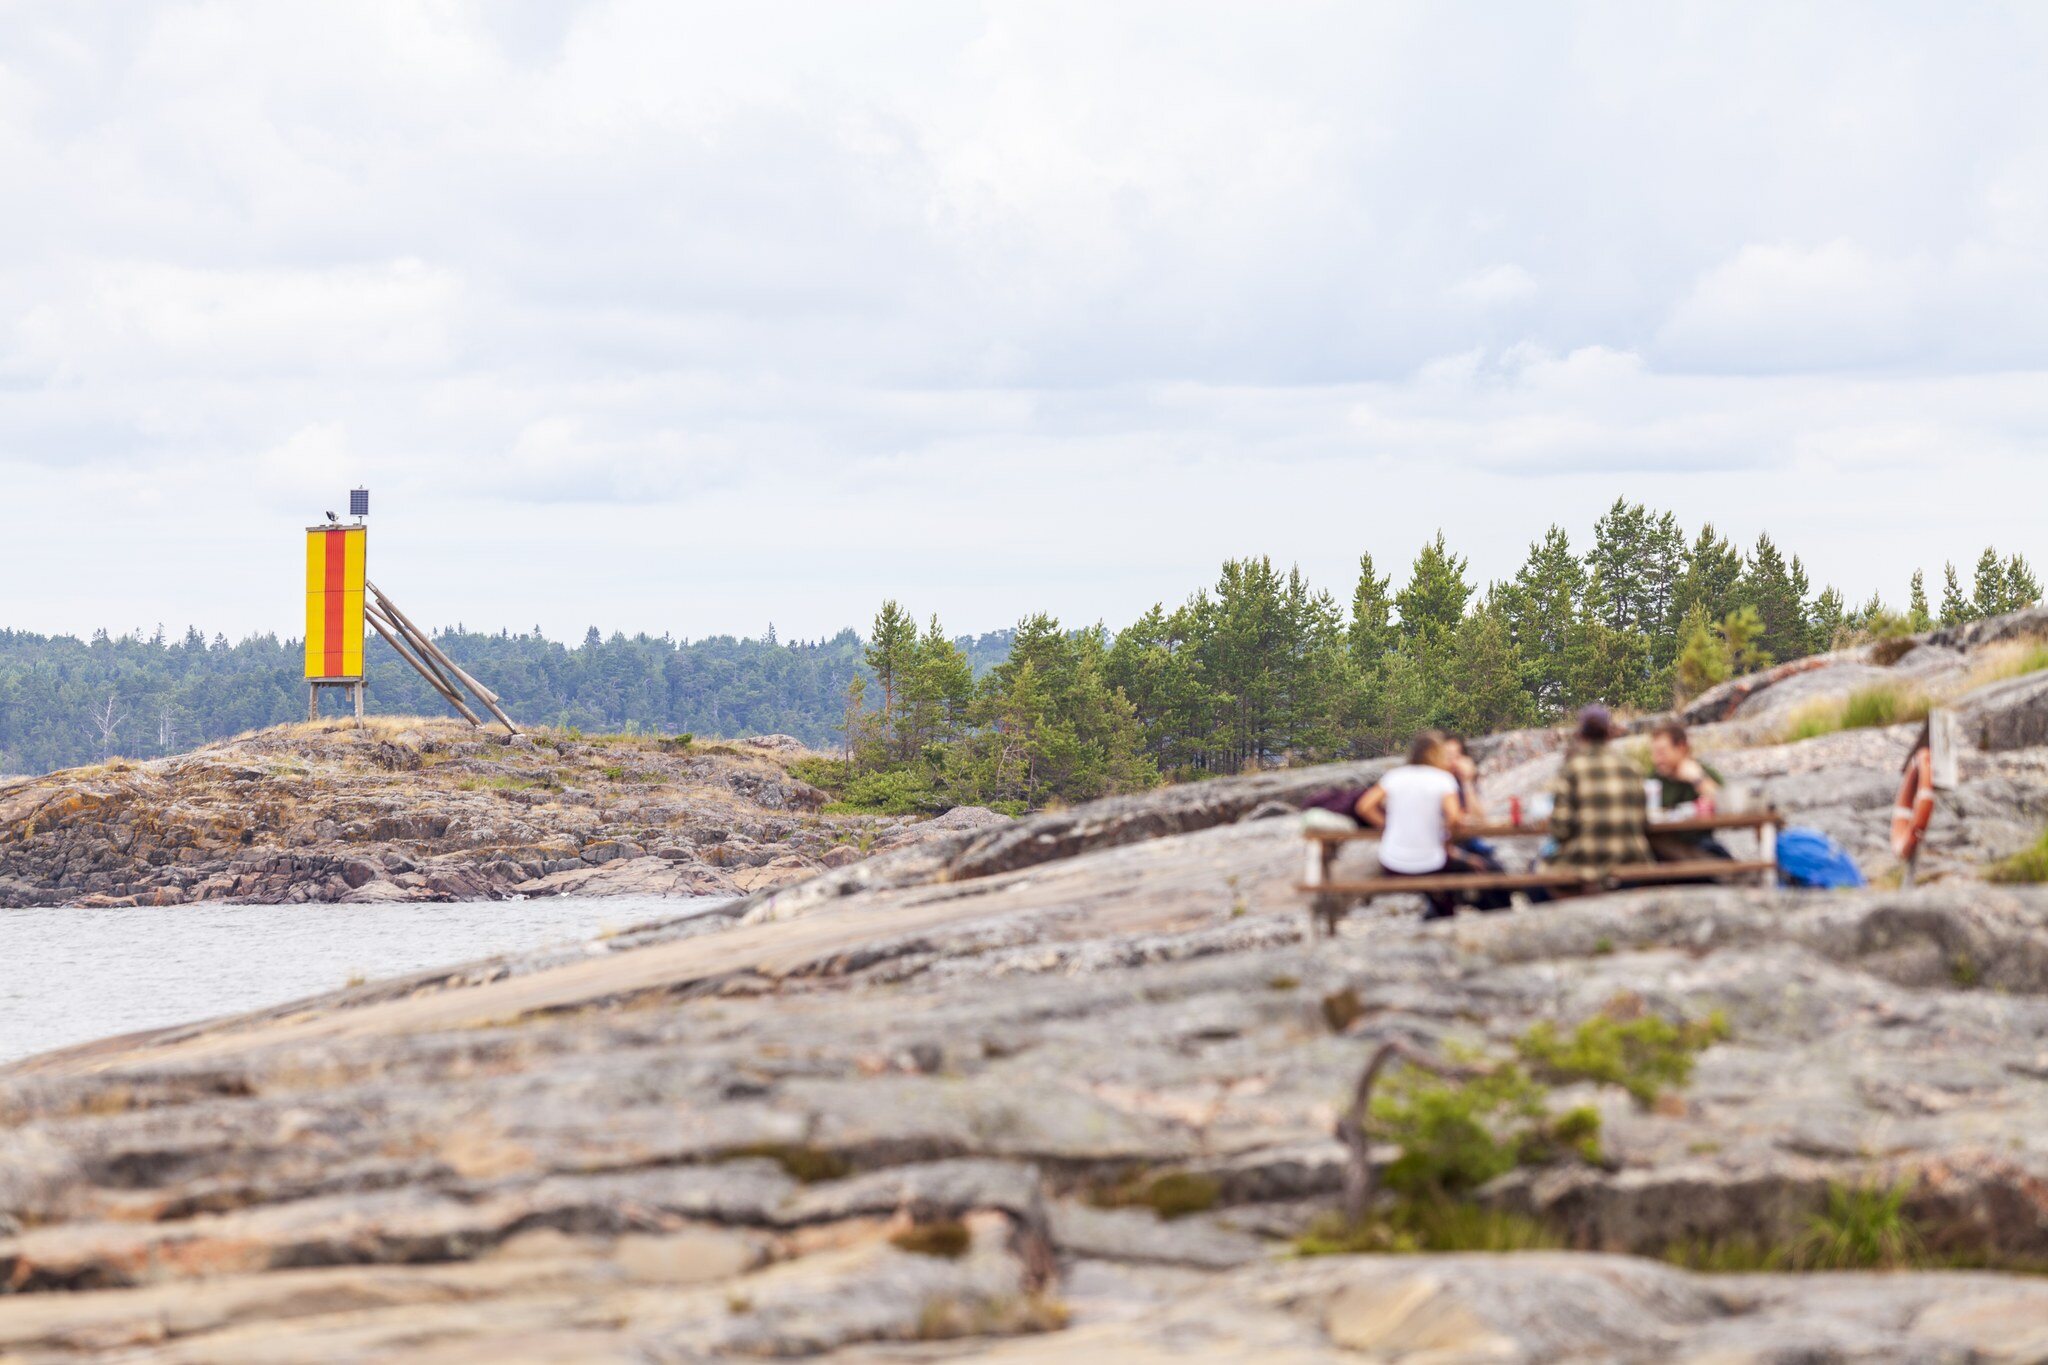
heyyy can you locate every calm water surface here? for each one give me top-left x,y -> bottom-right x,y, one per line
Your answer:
0,897 -> 727,1065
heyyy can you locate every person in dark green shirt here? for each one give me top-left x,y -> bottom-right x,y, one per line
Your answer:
1648,721 -> 1731,861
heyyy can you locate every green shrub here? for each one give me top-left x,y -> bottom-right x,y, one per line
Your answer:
822,768 -> 944,815
788,756 -> 851,793
1370,1062 -> 1551,1197
1517,1011 -> 1728,1108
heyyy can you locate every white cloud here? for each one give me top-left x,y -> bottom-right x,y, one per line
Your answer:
1448,264 -> 1538,308
0,1 -> 2045,642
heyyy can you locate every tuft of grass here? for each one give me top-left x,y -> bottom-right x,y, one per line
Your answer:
1090,1170 -> 1222,1220
1663,1234 -> 1782,1273
1779,683 -> 1932,744
890,1219 -> 972,1258
1517,1011 -> 1729,1108
1295,1200 -> 1561,1257
1266,974 -> 1300,991
1988,829 -> 2048,885
1666,1179 -> 1926,1273
1793,1180 -> 1924,1270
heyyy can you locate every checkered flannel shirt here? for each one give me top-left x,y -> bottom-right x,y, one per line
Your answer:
1546,743 -> 1652,871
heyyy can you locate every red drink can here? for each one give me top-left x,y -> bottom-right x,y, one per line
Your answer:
1509,795 -> 1522,827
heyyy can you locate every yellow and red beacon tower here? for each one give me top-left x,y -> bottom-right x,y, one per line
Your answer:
305,489 -> 369,719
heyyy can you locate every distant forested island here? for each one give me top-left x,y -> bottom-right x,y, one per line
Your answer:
0,623 -> 1013,775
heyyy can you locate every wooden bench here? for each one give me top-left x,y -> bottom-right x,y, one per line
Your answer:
1298,809 -> 1783,938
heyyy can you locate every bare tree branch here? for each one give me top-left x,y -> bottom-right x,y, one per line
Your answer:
1336,1039 -> 1485,1225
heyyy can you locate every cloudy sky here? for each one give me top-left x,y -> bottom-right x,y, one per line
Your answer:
2,2 -> 2043,644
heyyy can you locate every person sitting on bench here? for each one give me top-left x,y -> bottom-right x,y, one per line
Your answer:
1353,730 -> 1469,920
1443,734 -> 1511,910
1545,705 -> 1651,880
1647,720 -> 1732,863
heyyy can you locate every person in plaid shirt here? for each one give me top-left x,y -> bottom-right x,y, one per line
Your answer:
1546,705 -> 1652,873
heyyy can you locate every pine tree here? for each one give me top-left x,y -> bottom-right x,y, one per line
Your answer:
1940,563 -> 1973,626
1907,571 -> 1932,632
863,600 -> 919,731
1346,553 -> 1394,668
1585,498 -> 1652,634
1643,511 -> 1688,671
1344,553 -> 1396,755
2008,554 -> 2043,611
1503,526 -> 1587,717
1104,603 -> 1215,776
895,616 -> 973,763
1972,547 -> 2009,621
1719,605 -> 1773,676
1568,619 -> 1648,713
1676,523 -> 1744,626
1809,586 -> 1846,650
1445,600 -> 1533,736
1738,535 -> 1809,665
1674,605 -> 1732,700
1395,532 -> 1472,645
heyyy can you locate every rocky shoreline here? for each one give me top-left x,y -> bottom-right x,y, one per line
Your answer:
5,616 -> 2048,1357
0,721 -> 1002,910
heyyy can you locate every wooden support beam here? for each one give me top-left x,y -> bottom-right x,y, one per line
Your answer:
366,606 -> 483,727
367,582 -> 520,735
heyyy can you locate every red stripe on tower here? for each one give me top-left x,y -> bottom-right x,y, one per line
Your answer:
323,531 -> 346,677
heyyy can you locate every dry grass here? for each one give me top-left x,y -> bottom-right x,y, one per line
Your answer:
1965,638 -> 2048,692
1778,682 -> 1932,743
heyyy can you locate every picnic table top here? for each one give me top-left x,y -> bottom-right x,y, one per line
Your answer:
1304,808 -> 1779,842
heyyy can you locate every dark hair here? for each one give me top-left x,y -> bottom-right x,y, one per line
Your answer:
1576,705 -> 1615,744
1650,720 -> 1689,748
1407,730 -> 1448,767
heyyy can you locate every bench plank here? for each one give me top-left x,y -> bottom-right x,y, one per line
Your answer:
1296,871 -> 1591,896
1607,860 -> 1775,884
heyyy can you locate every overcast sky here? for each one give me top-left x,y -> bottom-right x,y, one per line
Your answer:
2,1 -> 2043,644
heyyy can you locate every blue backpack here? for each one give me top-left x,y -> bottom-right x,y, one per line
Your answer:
1776,827 -> 1867,889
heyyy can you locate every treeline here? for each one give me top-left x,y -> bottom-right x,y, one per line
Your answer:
4,502 -> 2036,794
834,501 -> 2039,811
0,623 -> 1013,775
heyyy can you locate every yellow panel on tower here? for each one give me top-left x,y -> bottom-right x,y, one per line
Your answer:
304,527 -> 367,681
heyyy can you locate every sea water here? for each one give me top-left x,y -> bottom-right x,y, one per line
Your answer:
0,896 -> 729,1065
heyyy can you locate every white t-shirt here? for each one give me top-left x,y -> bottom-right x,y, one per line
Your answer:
1377,764 -> 1460,874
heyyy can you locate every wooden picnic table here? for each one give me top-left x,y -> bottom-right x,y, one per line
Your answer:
1298,808 -> 1783,938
